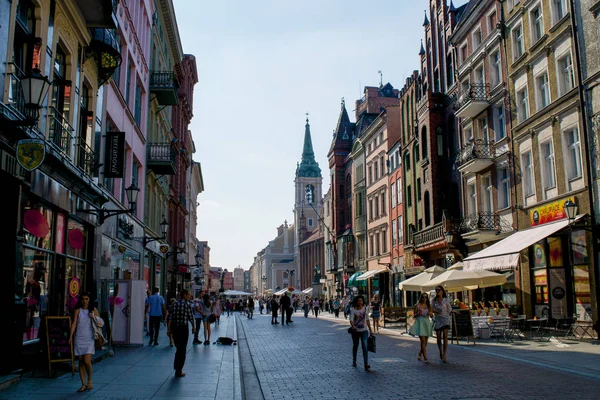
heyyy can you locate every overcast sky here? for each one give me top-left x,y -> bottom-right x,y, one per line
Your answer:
174,0 -> 468,271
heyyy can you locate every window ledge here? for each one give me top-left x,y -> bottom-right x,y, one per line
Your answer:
511,52 -> 528,68
549,13 -> 570,33
568,175 -> 583,183
528,34 -> 548,53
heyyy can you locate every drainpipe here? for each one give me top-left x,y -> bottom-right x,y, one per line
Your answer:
570,0 -> 599,324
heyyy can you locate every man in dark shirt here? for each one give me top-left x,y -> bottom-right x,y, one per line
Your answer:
280,292 -> 291,325
167,289 -> 195,377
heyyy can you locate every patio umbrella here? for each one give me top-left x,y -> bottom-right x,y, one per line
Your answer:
222,290 -> 254,296
422,269 -> 507,292
398,265 -> 446,292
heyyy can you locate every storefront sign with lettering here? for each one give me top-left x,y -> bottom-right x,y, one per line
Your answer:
104,131 -> 125,178
529,196 -> 574,226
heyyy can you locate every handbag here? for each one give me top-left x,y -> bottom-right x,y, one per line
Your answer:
367,335 -> 376,353
90,313 -> 107,347
347,327 -> 354,334
208,314 -> 217,324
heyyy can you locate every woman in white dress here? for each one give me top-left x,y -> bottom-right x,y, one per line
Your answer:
69,292 -> 99,392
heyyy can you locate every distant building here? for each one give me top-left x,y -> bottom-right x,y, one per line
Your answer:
233,267 -> 244,291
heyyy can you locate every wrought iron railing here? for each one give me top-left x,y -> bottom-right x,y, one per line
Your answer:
7,63 -> 26,117
456,139 -> 495,167
48,107 -> 74,156
76,138 -> 96,177
150,71 -> 177,89
413,221 -> 445,248
455,83 -> 490,110
460,212 -> 500,233
148,143 -> 175,163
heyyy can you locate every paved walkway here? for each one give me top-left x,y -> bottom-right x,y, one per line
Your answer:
0,314 -> 242,400
238,309 -> 599,400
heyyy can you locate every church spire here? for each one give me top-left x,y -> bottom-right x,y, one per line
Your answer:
296,115 -> 322,178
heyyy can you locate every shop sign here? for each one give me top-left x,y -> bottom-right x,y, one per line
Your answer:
104,131 -> 125,178
529,196 -> 574,226
16,139 -> 45,171
178,265 -> 188,273
159,245 -> 169,254
117,216 -> 134,240
413,258 -> 423,267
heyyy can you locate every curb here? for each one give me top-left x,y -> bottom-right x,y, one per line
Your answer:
236,315 -> 265,400
0,375 -> 20,391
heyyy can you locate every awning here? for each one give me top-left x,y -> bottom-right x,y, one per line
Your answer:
302,287 -> 313,294
347,272 -> 363,287
464,215 -> 585,271
356,268 -> 388,281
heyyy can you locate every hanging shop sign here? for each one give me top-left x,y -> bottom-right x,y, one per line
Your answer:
104,131 -> 125,178
16,139 -> 45,171
529,196 -> 575,226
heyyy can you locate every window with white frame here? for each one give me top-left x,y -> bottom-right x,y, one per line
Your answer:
517,87 -> 529,123
494,104 -> 506,141
391,183 -> 396,208
531,5 -> 544,43
368,165 -> 373,184
498,167 -> 511,209
557,53 -> 575,96
308,218 -> 313,227
541,140 -> 556,189
552,0 -> 567,25
381,191 -> 386,215
480,118 -> 489,142
382,230 -> 387,253
565,128 -> 582,179
482,175 -> 493,212
488,11 -> 497,35
467,183 -> 477,214
374,162 -> 378,180
474,65 -> 485,84
397,216 -> 403,243
513,24 -> 524,60
375,195 -> 379,217
396,178 -> 402,204
490,51 -> 502,87
522,151 -> 535,196
536,72 -> 550,110
392,219 -> 397,246
464,125 -> 473,143
369,198 -> 373,219
473,28 -> 482,49
459,44 -> 468,65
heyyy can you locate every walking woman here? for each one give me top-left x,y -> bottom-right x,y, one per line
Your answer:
198,294 -> 212,345
348,295 -> 373,371
212,297 -> 223,326
432,286 -> 452,363
69,292 -> 100,392
370,294 -> 382,333
409,292 -> 433,363
271,296 -> 279,324
313,298 -> 320,318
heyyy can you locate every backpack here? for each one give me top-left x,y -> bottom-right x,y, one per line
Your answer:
214,336 -> 237,345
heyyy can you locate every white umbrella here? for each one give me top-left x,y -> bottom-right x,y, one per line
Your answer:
423,269 -> 507,292
222,290 -> 254,296
398,265 -> 446,292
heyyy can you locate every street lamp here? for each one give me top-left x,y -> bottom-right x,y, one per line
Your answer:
17,67 -> 52,125
79,183 -> 140,224
219,268 -> 228,293
564,199 -> 577,222
136,217 -> 169,245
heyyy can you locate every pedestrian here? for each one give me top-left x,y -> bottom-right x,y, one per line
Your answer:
432,286 -> 451,363
333,296 -> 341,318
313,297 -> 320,318
192,293 -> 204,344
280,292 -> 291,324
302,298 -> 309,318
167,289 -> 196,377
348,295 -> 373,371
258,298 -> 264,314
309,298 -> 314,315
165,298 -> 176,347
342,296 -> 350,319
409,292 -> 433,363
145,290 -> 151,337
271,296 -> 279,324
145,287 -> 166,346
213,296 -> 223,326
266,297 -> 271,314
238,299 -> 244,314
69,292 -> 100,392
199,294 -> 212,345
247,297 -> 255,319
370,294 -> 382,333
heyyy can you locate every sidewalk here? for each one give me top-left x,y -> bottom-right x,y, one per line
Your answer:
0,314 -> 243,399
315,309 -> 600,380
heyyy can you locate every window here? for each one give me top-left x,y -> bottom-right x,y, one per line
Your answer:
404,153 -> 411,171
513,24 -> 524,60
392,219 -> 397,246
522,151 -> 535,196
474,65 -> 484,84
421,127 -> 428,159
369,236 -> 374,257
368,165 -> 373,184
557,53 -> 574,95
125,62 -> 132,107
541,141 -> 556,189
374,162 -> 378,180
482,175 -> 493,212
391,183 -> 396,208
134,80 -> 142,126
414,143 -> 420,163
464,125 -> 473,142
382,231 -> 387,253
381,192 -> 386,215
416,178 -> 421,202
536,72 -> 550,110
375,196 -> 379,217
369,199 -> 373,219
488,11 -> 497,35
566,128 -> 582,179
397,216 -> 403,243
490,51 -> 501,87
308,218 -> 313,227
473,28 -> 482,49
407,185 -> 412,207
552,0 -> 566,24
531,6 -> 544,43
494,105 -> 506,141
517,87 -> 529,123
498,167 -> 510,209
467,183 -> 477,214
459,44 -> 468,65
396,178 -> 402,204
380,156 -> 385,177
375,233 -> 380,255
480,118 -> 489,143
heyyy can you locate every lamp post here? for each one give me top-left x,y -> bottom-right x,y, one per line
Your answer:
79,183 -> 140,224
219,268 -> 228,293
193,248 -> 205,291
166,239 -> 186,299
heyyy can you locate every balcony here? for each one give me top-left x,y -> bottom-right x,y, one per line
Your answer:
456,139 -> 495,174
48,107 -> 74,156
76,0 -> 117,28
147,143 -> 176,175
89,28 -> 122,85
454,83 -> 490,119
150,72 -> 178,106
460,212 -> 503,242
413,221 -> 446,250
76,138 -> 96,177
354,214 -> 367,235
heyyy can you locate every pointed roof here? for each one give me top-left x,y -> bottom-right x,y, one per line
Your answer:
449,0 -> 457,13
419,39 -> 425,56
296,117 -> 322,178
423,10 -> 429,26
328,99 -> 356,155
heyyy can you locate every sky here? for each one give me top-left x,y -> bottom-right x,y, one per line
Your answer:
173,0 -> 468,270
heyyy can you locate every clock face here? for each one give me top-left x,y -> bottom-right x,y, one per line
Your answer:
16,139 -> 45,171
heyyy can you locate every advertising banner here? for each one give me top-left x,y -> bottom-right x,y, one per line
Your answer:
104,131 -> 125,178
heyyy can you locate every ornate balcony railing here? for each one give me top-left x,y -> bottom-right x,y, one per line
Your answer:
460,212 -> 500,233
150,71 -> 178,105
48,107 -> 74,156
456,139 -> 495,170
413,221 -> 446,248
76,138 -> 96,177
147,143 -> 176,175
454,83 -> 490,119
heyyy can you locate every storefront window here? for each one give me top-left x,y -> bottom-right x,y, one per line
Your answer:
532,240 -> 549,318
67,219 -> 87,259
110,242 -> 140,280
22,248 -> 52,342
100,235 -> 113,279
64,258 -> 86,315
23,204 -> 53,250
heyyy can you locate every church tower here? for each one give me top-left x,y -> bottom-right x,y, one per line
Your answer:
294,116 -> 323,273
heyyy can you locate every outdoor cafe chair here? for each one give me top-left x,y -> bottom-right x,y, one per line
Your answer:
486,319 -> 512,342
507,317 -> 526,341
527,318 -> 550,341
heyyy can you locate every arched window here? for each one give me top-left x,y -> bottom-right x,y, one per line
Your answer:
305,184 -> 315,204
421,126 -> 428,159
404,152 -> 411,171
424,191 -> 431,227
414,142 -> 420,163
